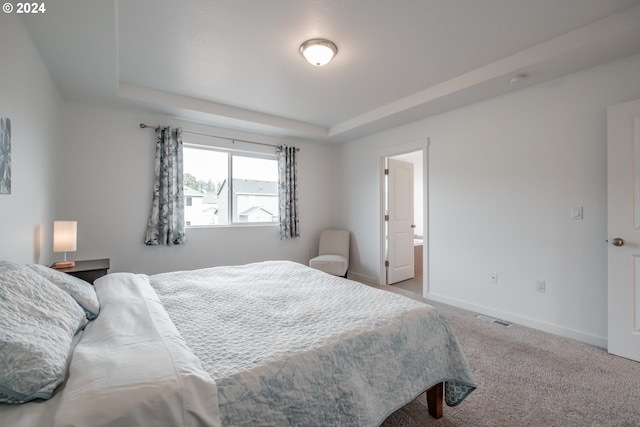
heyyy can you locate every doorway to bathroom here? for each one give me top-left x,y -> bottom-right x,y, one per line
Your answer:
383,149 -> 424,295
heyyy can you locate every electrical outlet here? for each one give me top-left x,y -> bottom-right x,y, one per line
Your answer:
536,280 -> 546,293
489,272 -> 498,284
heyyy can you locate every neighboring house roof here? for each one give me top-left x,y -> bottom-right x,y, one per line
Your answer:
232,179 -> 278,195
239,206 -> 276,216
217,179 -> 278,196
216,179 -> 227,197
184,186 -> 206,198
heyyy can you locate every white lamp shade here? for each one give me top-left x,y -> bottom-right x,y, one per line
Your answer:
300,39 -> 337,66
53,221 -> 77,253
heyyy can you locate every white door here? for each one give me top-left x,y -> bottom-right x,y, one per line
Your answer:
607,98 -> 640,362
387,158 -> 414,284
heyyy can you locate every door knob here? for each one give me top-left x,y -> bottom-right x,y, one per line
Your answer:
611,238 -> 624,247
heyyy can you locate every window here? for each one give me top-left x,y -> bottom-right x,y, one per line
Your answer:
183,144 -> 279,227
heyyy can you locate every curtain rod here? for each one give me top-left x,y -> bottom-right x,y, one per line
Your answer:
139,123 -> 291,150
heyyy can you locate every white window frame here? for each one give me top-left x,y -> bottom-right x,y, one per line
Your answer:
183,142 -> 279,228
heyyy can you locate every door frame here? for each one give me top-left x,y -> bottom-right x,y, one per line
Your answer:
378,138 -> 430,295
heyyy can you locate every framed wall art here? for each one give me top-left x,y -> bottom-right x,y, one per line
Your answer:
0,117 -> 11,195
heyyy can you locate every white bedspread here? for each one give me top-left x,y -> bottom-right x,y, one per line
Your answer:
0,273 -> 221,427
150,260 -> 476,426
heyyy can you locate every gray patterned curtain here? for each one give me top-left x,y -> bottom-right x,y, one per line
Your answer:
277,145 -> 300,239
144,127 -> 186,246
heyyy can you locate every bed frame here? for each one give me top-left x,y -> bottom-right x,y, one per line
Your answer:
426,382 -> 444,418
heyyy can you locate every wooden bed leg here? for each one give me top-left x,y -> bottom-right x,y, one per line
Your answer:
426,382 -> 444,419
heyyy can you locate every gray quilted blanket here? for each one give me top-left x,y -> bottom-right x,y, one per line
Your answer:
151,260 -> 476,426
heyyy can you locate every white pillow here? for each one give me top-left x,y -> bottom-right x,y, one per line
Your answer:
0,261 -> 88,403
27,264 -> 100,320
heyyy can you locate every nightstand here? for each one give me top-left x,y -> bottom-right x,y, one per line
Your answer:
52,258 -> 110,284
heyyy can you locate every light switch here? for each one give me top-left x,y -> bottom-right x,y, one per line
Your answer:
571,206 -> 583,220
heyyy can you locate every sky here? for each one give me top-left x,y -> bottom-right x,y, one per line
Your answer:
183,146 -> 278,184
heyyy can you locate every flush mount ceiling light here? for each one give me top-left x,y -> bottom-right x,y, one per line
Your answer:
299,38 -> 338,67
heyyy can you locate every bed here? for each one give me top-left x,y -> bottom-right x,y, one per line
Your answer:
0,260 -> 476,426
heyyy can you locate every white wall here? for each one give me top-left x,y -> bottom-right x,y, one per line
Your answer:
0,13 -> 343,276
339,53 -> 640,347
0,15 -> 62,264
54,102 -> 340,274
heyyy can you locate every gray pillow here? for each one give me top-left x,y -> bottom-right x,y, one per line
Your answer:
27,264 -> 100,320
0,261 -> 88,403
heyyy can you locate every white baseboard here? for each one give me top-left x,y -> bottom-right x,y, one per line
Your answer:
426,292 -> 608,349
348,271 -> 379,286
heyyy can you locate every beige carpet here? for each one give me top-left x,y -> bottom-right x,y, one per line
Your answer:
376,285 -> 640,427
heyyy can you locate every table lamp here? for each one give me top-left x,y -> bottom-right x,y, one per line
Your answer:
53,220 -> 77,268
